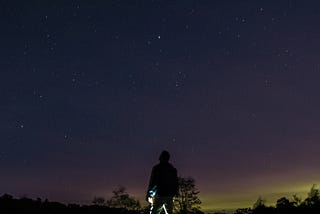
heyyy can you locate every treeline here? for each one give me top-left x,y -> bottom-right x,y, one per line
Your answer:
231,185 -> 320,214
0,177 -> 203,214
0,194 -> 140,214
2,180 -> 320,214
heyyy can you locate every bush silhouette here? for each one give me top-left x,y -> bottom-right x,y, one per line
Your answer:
174,177 -> 203,214
106,186 -> 141,211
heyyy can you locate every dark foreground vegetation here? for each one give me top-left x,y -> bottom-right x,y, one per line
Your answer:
2,180 -> 320,214
230,184 -> 320,214
0,193 -> 140,214
0,177 -> 203,214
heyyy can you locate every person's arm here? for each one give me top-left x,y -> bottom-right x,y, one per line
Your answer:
146,167 -> 156,201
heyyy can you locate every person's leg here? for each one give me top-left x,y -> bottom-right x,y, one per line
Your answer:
151,197 -> 164,214
151,197 -> 174,214
163,197 -> 173,214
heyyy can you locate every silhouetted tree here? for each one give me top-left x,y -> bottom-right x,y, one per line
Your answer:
174,177 -> 202,214
92,196 -> 106,206
301,184 -> 320,208
251,196 -> 276,214
106,186 -> 141,211
276,197 -> 295,209
292,194 -> 301,207
1,194 -> 13,200
253,196 -> 266,210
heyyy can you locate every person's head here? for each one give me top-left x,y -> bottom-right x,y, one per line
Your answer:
159,150 -> 170,163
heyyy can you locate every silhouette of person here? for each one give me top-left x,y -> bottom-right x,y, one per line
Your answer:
146,150 -> 179,214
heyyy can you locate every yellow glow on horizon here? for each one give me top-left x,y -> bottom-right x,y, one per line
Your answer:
199,185 -> 311,211
198,168 -> 320,211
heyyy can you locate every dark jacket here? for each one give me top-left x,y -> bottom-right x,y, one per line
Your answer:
148,162 -> 179,197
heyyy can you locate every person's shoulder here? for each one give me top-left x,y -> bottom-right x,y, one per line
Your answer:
152,163 -> 161,170
170,164 -> 177,172
165,163 -> 177,172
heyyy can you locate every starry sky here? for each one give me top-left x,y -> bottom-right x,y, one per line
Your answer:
2,0 -> 320,211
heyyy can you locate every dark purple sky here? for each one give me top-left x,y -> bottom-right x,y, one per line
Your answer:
2,0 -> 320,211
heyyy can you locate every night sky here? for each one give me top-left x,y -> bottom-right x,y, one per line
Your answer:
2,0 -> 320,211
